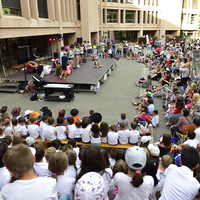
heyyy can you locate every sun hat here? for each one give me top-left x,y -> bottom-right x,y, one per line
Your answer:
40,107 -> 52,117
70,109 -> 79,117
125,146 -> 147,170
1,113 -> 9,119
141,136 -> 151,144
74,172 -> 104,200
11,107 -> 21,117
24,110 -> 33,117
92,113 -> 102,123
146,91 -> 152,97
26,137 -> 35,147
148,144 -> 160,157
29,111 -> 40,119
0,106 -> 8,114
145,115 -> 152,123
58,109 -> 66,118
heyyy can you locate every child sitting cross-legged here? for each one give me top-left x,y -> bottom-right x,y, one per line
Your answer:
55,117 -> 67,141
117,122 -> 129,145
28,116 -> 39,139
1,144 -> 58,199
42,117 -> 56,142
49,152 -> 75,199
33,143 -> 51,177
128,122 -> 140,145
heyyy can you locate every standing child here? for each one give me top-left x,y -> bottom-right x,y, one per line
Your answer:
65,117 -> 75,139
55,117 -> 67,141
117,122 -> 129,145
49,152 -> 75,198
74,120 -> 82,142
1,144 -> 58,199
42,117 -> 56,142
17,117 -> 28,137
128,122 -> 140,145
152,110 -> 159,128
28,116 -> 39,139
107,124 -> 118,146
60,52 -> 68,79
4,119 -> 13,138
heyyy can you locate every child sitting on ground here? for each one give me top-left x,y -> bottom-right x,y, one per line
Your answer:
115,113 -> 128,131
4,119 -> 13,138
11,118 -> 19,136
152,110 -> 159,128
33,143 -> 51,177
140,116 -> 153,136
17,117 -> 28,137
128,122 -> 140,145
117,122 -> 129,145
39,115 -> 48,137
55,117 -> 67,141
107,124 -> 118,146
115,51 -> 120,60
48,152 -> 75,198
65,117 -> 75,139
1,144 -> 58,199
74,120 -> 82,142
28,116 -> 39,139
42,117 -> 56,142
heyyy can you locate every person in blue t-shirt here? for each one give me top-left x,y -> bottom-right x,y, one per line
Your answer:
111,40 -> 116,55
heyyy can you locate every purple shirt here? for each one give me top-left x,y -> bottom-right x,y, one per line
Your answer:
115,119 -> 128,130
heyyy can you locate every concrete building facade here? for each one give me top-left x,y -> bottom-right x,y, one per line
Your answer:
0,0 -> 199,67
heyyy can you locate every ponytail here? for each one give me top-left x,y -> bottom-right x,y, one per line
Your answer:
130,170 -> 143,188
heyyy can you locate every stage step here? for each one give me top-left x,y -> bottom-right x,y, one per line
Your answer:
0,82 -> 20,93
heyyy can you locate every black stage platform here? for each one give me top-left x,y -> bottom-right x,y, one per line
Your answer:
2,58 -> 116,93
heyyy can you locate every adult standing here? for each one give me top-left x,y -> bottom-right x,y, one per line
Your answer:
179,58 -> 190,91
134,42 -> 139,57
87,41 -> 92,57
60,46 -> 65,65
107,37 -> 110,47
32,47 -> 39,60
154,39 -> 158,49
104,37 -> 108,47
111,40 -> 116,56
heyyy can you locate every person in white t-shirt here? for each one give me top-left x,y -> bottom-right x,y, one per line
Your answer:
80,119 -> 90,143
28,116 -> 39,139
0,127 -> 5,139
114,146 -> 154,200
55,117 -> 67,141
117,122 -> 129,145
65,117 -> 76,139
0,141 -> 11,191
4,119 -> 13,138
39,115 -> 48,137
74,120 -> 82,142
109,148 -> 117,168
140,117 -> 153,136
49,152 -> 75,198
128,122 -> 140,145
89,123 -> 102,146
107,124 -> 118,145
11,118 -> 19,136
160,147 -> 200,200
1,144 -> 58,200
17,117 -> 28,137
42,117 -> 56,142
177,130 -> 200,151
152,110 -> 159,128
33,143 -> 51,177
194,118 -> 200,143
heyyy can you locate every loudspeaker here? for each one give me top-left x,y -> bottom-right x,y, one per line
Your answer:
24,45 -> 30,58
18,46 -> 26,60
77,38 -> 83,45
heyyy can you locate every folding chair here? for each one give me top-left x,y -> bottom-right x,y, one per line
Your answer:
176,125 -> 195,143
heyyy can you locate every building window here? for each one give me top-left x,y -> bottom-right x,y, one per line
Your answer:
191,14 -> 197,24
156,0 -> 158,6
107,9 -> 118,23
77,0 -> 81,20
103,9 -> 105,23
143,11 -> 146,23
138,0 -> 140,5
126,10 -> 135,23
148,0 -> 150,5
182,0 -> 187,8
2,0 -> 21,16
156,11 -> 158,23
138,11 -> 140,23
121,10 -> 124,23
121,0 -> 123,3
126,0 -> 134,3
152,0 -> 154,6
181,13 -> 187,25
144,0 -> 146,5
152,11 -> 154,23
192,0 -> 198,9
107,0 -> 118,2
147,11 -> 150,23
37,0 -> 48,18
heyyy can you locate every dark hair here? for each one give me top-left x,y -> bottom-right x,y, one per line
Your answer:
187,130 -> 195,140
34,143 -> 45,162
115,149 -> 125,162
51,139 -> 61,150
42,115 -> 48,121
141,157 -> 159,186
67,117 -> 74,125
0,140 -> 7,168
176,97 -> 185,110
81,120 -> 89,128
111,148 -> 118,159
4,136 -> 12,146
100,122 -> 109,137
141,105 -> 149,114
12,118 -> 18,126
57,117 -> 64,125
18,117 -> 25,123
148,98 -> 153,105
160,133 -> 172,148
100,149 -> 110,168
181,147 -> 199,169
113,159 -> 128,176
194,118 -> 200,127
68,138 -> 76,148
153,110 -> 158,115
131,122 -> 137,130
121,113 -> 126,120
78,145 -> 87,161
91,123 -> 100,138
76,146 -> 106,182
12,136 -> 23,146
110,124 -> 116,131
130,168 -> 144,188
183,108 -> 190,117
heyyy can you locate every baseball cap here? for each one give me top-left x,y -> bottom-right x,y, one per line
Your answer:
148,144 -> 160,157
125,146 -> 147,170
141,136 -> 151,143
74,172 -> 104,200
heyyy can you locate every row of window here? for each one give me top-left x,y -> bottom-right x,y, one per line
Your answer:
103,0 -> 159,6
181,13 -> 198,25
104,9 -> 158,24
182,0 -> 198,9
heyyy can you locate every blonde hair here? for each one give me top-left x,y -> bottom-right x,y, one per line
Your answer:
48,152 -> 68,178
191,83 -> 197,90
66,149 -> 77,171
193,93 -> 200,104
143,98 -> 148,105
45,147 -> 56,162
29,116 -> 37,123
161,155 -> 173,169
61,144 -> 73,153
3,144 -> 34,183
3,119 -> 10,127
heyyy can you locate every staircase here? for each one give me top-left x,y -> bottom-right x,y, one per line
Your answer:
0,82 -> 21,93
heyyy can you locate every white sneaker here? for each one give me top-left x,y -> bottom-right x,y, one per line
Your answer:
77,65 -> 80,68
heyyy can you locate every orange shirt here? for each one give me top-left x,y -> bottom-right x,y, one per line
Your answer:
71,115 -> 80,124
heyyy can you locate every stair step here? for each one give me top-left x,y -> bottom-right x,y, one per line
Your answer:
0,82 -> 20,87
0,87 -> 18,93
